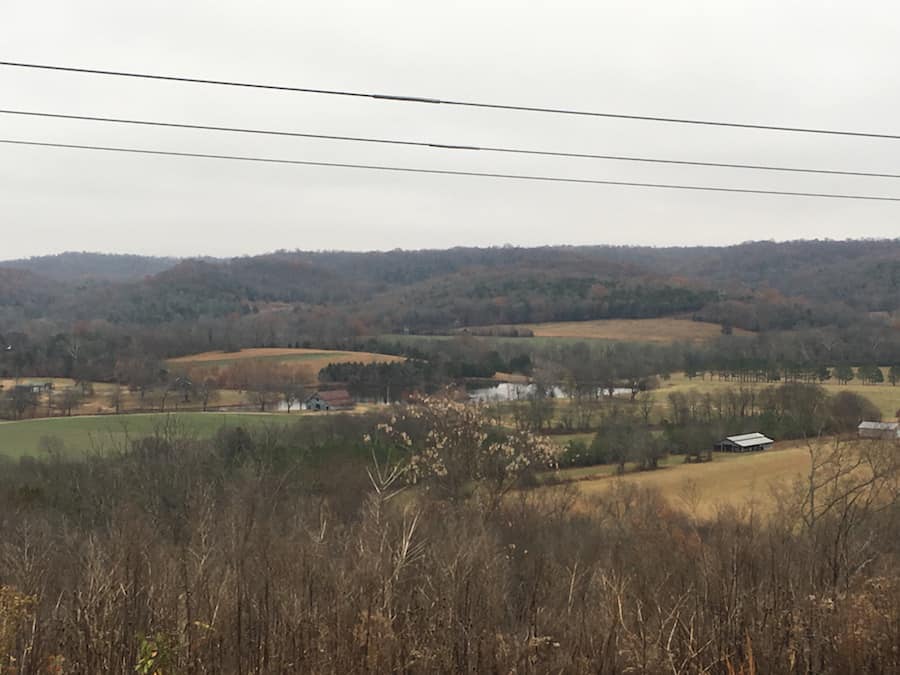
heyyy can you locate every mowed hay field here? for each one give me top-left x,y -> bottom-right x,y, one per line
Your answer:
486,318 -> 752,343
0,412 -> 301,459
168,347 -> 404,371
572,442 -> 813,519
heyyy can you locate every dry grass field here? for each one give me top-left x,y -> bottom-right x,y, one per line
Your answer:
1,376 -> 76,391
489,318 -> 752,342
168,347 -> 404,371
572,441 -> 813,518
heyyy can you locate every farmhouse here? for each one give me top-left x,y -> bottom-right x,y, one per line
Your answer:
857,421 -> 900,440
714,432 -> 774,452
304,389 -> 355,411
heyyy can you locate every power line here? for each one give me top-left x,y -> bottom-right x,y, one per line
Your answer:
4,108 -> 900,180
1,60 -> 899,140
3,137 -> 900,202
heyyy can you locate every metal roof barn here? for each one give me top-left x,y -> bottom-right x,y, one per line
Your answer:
858,421 -> 900,439
714,432 -> 775,452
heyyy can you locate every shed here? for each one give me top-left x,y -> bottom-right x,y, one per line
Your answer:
304,389 -> 355,411
714,432 -> 774,452
857,421 -> 900,440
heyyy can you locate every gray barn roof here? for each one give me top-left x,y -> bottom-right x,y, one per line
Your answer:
858,421 -> 899,431
724,432 -> 774,448
857,422 -> 900,435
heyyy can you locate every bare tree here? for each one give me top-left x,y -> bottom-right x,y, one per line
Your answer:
108,385 -> 124,414
196,377 -> 220,412
57,387 -> 83,417
637,391 -> 655,425
797,436 -> 900,589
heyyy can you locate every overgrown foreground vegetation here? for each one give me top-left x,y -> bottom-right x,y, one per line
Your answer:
1,401 -> 898,674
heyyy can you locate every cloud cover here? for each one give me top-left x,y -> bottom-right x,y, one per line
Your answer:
1,0 -> 899,258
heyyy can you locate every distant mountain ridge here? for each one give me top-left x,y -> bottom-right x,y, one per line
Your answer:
1,241 -> 899,333
0,252 -> 180,282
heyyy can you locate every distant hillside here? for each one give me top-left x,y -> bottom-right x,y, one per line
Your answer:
593,239 -> 900,312
0,252 -> 179,282
0,268 -> 63,308
1,241 -> 899,334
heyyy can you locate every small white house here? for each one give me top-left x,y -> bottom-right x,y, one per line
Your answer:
714,432 -> 774,452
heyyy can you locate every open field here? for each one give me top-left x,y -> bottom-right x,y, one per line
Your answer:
484,318 -> 752,342
571,442 -> 813,518
0,412 -> 302,459
168,347 -> 404,371
381,318 -> 749,349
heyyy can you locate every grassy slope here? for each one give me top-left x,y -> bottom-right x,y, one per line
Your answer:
570,442 -> 813,518
0,412 -> 301,459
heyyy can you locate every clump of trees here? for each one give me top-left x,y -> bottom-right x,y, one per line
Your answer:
556,403 -> 663,472
319,360 -> 439,402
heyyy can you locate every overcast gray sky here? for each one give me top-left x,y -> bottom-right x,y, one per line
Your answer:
1,0 -> 899,259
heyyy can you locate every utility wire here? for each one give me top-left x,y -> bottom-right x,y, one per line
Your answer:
3,138 -> 900,202
3,108 -> 900,180
1,60 -> 898,140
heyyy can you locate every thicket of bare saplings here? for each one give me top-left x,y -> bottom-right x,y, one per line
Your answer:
1,403 -> 899,674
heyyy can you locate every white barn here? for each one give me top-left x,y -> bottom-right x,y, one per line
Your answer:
714,432 -> 774,452
857,421 -> 900,440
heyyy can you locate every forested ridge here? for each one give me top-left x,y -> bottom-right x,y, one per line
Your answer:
3,239 -> 899,333
0,251 -> 179,282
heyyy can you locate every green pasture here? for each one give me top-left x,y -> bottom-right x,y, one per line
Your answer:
0,412 -> 301,459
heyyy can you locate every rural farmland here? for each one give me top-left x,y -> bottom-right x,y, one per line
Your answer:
4,7 -> 900,666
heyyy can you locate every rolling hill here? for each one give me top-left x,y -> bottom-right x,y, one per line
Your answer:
2,240 -> 899,338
